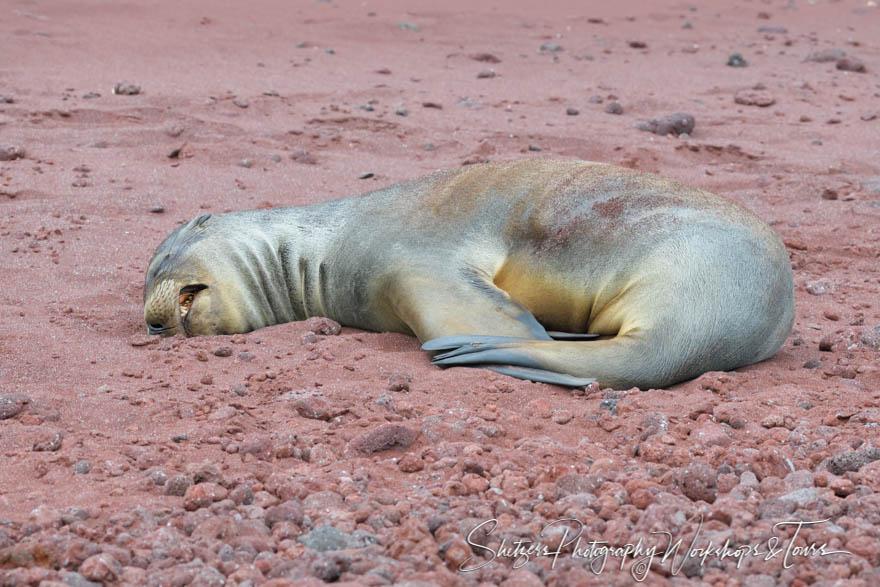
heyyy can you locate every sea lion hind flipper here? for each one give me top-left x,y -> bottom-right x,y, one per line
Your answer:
421,335 -> 532,351
547,331 -> 601,341
484,365 -> 596,388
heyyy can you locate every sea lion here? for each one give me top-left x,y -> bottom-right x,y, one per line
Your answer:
144,159 -> 794,389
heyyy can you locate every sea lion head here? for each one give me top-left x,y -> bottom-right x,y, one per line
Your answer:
144,213 -> 279,336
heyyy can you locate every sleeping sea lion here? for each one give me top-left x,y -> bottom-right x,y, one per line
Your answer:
144,159 -> 794,389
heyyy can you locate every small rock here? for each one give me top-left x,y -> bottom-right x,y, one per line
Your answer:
471,53 -> 501,63
680,461 -> 717,503
604,100 -> 623,115
727,53 -> 748,67
821,188 -> 839,201
232,98 -> 249,108
305,317 -> 341,335
734,88 -> 776,107
164,474 -> 192,496
294,396 -> 332,421
805,49 -> 847,63
82,92 -> 101,99
298,526 -> 352,551
238,158 -> 253,168
0,145 -> 26,161
527,144 -> 542,151
358,172 -> 374,179
112,82 -> 141,96
387,373 -> 411,392
183,482 -> 227,511
803,358 -> 822,369
0,94 -> 14,103
237,351 -> 255,362
271,154 -> 281,163
818,335 -> 835,352
73,461 -> 92,475
33,431 -> 63,452
566,107 -> 579,116
476,69 -> 496,79
79,553 -> 122,583
540,42 -> 563,55
395,107 -> 408,116
350,424 -> 417,454
213,346 -> 233,357
637,112 -> 695,136
757,25 -> 788,34
0,394 -> 26,419
826,447 -> 880,475
422,101 -> 442,109
629,40 -> 647,49
148,205 -> 164,214
836,57 -> 866,73
805,279 -> 833,295
397,22 -> 419,32
290,149 -> 317,165
265,501 -> 305,527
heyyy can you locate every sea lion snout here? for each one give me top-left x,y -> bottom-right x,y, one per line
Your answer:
144,280 -> 209,336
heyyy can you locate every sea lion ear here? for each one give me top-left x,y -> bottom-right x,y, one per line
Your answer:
191,214 -> 213,230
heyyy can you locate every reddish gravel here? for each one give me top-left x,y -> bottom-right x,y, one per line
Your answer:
1,0 -> 879,585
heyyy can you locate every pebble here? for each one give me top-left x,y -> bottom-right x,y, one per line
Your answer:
679,461 -> 717,503
305,317 -> 341,335
805,279 -> 834,295
826,446 -> 880,475
636,112 -> 695,136
233,98 -> 249,108
183,482 -> 228,510
539,42 -> 563,54
290,149 -> 317,165
471,53 -> 501,63
476,69 -> 496,79
164,474 -> 192,496
387,372 -> 411,392
112,82 -> 141,95
298,526 -> 352,551
239,158 -> 253,168
79,553 -> 122,583
757,25 -> 788,34
565,107 -> 579,116
33,431 -> 63,452
836,57 -> 866,73
358,172 -> 374,179
148,205 -> 164,214
73,461 -> 92,475
0,145 -> 26,161
293,396 -> 332,421
213,346 -> 233,357
395,107 -> 408,116
734,88 -> 776,107
604,100 -> 623,115
727,53 -> 748,67
0,394 -> 27,419
349,424 -> 417,454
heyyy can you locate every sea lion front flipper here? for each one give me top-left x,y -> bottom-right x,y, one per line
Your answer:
389,269 -> 553,342
485,365 -> 596,388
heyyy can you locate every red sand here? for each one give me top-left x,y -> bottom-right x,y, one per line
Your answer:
1,0 -> 879,584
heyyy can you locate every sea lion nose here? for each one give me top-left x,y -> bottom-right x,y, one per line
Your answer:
147,322 -> 166,335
